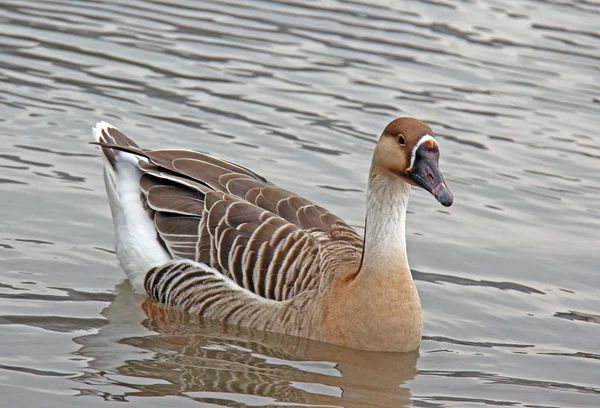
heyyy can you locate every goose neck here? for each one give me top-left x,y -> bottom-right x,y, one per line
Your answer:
360,169 -> 411,278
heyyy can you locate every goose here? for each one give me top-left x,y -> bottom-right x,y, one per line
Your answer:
93,117 -> 453,352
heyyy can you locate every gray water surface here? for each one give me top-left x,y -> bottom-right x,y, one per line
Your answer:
1,0 -> 599,407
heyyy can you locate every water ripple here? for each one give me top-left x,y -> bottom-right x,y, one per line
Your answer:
0,0 -> 598,407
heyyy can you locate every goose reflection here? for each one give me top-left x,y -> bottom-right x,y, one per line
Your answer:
73,282 -> 418,407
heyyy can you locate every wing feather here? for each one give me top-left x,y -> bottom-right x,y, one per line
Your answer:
172,158 -> 231,191
146,149 -> 268,183
96,128 -> 362,303
147,185 -> 204,216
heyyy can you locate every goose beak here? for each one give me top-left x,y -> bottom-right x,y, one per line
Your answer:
408,141 -> 453,207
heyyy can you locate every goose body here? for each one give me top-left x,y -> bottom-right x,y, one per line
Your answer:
94,118 -> 452,352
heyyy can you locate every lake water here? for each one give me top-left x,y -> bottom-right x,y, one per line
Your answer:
1,0 -> 599,406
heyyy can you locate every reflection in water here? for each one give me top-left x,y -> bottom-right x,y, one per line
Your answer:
73,283 -> 418,407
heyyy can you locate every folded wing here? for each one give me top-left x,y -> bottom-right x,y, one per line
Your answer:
97,128 -> 363,302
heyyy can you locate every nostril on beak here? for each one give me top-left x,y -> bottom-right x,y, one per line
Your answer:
428,173 -> 434,184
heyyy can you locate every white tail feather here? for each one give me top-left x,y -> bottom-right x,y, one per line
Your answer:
93,122 -> 170,292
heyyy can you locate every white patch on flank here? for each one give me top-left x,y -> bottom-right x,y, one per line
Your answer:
409,134 -> 437,170
93,122 -> 170,293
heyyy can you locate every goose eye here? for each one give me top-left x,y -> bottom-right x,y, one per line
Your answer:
397,134 -> 406,146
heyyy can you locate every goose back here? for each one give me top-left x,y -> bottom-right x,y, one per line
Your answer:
97,126 -> 364,302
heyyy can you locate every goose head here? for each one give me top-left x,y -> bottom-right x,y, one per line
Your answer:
372,117 -> 453,207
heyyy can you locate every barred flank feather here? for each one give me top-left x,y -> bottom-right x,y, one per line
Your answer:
144,260 -> 318,335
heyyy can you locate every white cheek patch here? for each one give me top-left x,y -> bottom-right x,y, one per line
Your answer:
409,134 -> 437,170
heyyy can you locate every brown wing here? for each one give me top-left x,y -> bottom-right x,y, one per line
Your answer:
97,130 -> 363,301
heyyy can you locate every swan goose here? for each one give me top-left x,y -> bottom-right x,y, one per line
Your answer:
93,118 -> 453,352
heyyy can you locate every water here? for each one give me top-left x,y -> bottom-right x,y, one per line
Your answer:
0,0 -> 599,406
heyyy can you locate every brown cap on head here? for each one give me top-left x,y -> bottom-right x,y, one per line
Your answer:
382,117 -> 434,142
